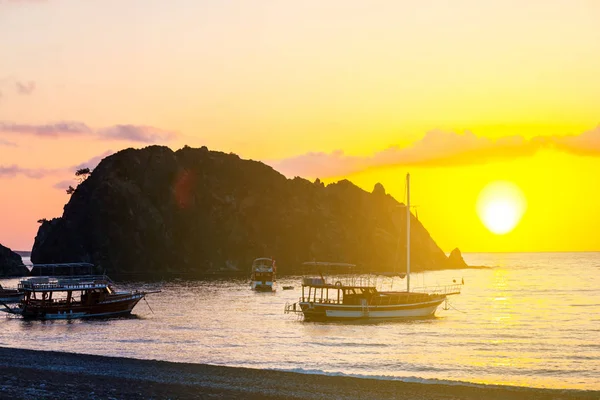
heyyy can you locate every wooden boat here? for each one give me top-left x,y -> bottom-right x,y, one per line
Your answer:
0,274 -> 159,320
0,284 -> 23,303
285,174 -> 462,321
285,274 -> 461,321
250,258 -> 277,292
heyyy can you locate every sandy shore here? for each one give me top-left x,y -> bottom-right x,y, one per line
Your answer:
0,347 -> 597,400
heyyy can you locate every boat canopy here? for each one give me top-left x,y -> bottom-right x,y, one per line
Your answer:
29,263 -> 96,277
301,261 -> 356,267
19,275 -> 112,292
300,277 -> 375,289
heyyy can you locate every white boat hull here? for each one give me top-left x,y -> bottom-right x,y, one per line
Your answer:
299,298 -> 445,321
251,281 -> 275,292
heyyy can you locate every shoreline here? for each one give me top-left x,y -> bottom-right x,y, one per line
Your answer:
0,347 -> 597,399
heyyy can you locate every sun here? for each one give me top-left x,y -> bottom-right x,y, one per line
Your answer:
476,181 -> 526,235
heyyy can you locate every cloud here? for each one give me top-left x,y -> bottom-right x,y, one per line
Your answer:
0,121 -> 92,137
0,165 -> 52,179
71,150 -> 114,172
268,126 -> 600,178
0,0 -> 46,3
0,121 -> 177,143
50,150 -> 115,189
15,81 -> 35,95
0,76 -> 36,97
53,179 -> 74,190
1,150 -> 114,182
97,125 -> 177,143
0,138 -> 17,147
552,126 -> 600,156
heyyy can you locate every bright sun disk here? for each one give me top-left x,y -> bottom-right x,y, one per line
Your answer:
477,181 -> 526,235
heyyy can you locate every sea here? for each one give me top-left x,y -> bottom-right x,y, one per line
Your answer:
1,252 -> 598,391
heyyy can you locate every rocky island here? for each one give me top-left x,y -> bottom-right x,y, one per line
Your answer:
32,145 -> 468,279
0,243 -> 28,277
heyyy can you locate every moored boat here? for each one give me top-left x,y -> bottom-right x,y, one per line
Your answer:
285,272 -> 461,321
250,258 -> 277,292
1,273 -> 159,320
285,173 -> 462,321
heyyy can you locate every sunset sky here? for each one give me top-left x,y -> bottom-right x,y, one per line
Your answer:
1,0 -> 599,252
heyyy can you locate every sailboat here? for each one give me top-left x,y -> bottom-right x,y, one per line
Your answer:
285,174 -> 462,321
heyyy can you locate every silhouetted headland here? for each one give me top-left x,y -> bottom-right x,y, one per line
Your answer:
32,145 -> 472,279
0,243 -> 28,277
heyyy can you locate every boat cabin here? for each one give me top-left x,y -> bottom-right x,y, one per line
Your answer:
298,277 -> 460,307
18,275 -> 115,308
300,278 -> 380,305
250,258 -> 277,291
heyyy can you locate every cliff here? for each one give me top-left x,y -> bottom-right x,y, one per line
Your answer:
0,243 -> 28,277
32,145 -> 467,278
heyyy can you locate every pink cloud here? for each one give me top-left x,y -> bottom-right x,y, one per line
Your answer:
56,150 -> 115,189
1,150 -> 113,182
15,81 -> 36,95
268,126 -> 600,178
0,121 -> 177,143
0,138 -> 17,147
71,150 -> 114,172
0,0 -> 47,3
0,121 -> 92,137
0,76 -> 37,98
53,179 -> 74,190
0,165 -> 52,179
97,125 -> 177,143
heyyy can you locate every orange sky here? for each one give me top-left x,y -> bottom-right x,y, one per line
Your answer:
1,0 -> 599,251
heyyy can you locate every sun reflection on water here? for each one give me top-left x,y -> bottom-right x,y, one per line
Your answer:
0,252 -> 598,390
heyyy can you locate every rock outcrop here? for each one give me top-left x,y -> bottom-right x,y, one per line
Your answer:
0,243 -> 28,277
32,146 -> 468,278
448,248 -> 469,269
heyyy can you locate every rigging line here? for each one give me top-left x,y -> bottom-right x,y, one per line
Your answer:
446,301 -> 467,314
143,297 -> 155,314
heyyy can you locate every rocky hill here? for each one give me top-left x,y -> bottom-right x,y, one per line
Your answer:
32,146 -> 467,279
0,243 -> 28,277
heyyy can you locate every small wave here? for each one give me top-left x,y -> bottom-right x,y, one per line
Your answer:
313,342 -> 388,348
116,339 -> 157,344
570,304 -> 600,307
269,367 -> 479,386
266,367 -> 591,392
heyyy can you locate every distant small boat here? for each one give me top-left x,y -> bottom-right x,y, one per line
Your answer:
282,286 -> 294,290
250,258 -> 277,292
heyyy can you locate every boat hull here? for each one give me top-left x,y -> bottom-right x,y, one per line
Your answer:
18,294 -> 145,320
251,281 -> 275,292
299,298 -> 445,321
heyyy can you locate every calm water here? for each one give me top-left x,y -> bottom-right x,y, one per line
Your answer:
1,252 -> 599,390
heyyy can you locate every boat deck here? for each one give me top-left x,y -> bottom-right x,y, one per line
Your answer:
18,275 -> 113,292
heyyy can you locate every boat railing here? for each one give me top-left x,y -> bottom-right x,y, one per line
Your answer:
410,283 -> 462,296
18,275 -> 114,291
298,296 -> 343,304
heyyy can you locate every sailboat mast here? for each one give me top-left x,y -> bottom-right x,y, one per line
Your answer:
406,173 -> 410,292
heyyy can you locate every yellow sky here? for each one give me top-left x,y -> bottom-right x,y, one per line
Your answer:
326,149 -> 600,252
1,0 -> 599,251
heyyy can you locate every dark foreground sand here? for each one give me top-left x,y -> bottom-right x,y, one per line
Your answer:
0,347 -> 597,400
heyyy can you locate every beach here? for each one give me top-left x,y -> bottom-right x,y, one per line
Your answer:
0,347 -> 597,400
